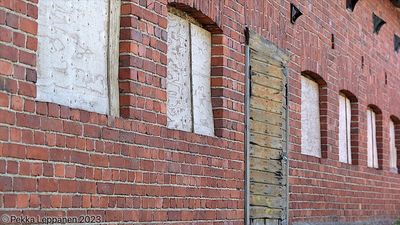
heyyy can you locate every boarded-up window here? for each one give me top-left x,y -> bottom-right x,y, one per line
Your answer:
37,0 -> 120,115
339,94 -> 352,163
367,108 -> 378,168
301,76 -> 321,157
389,119 -> 397,171
167,12 -> 214,136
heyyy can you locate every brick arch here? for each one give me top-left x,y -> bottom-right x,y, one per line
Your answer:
167,0 -> 223,32
339,89 -> 360,165
301,71 -> 328,158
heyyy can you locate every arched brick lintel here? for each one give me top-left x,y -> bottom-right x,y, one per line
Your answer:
168,0 -> 223,34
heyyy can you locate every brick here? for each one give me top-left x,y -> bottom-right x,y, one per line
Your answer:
58,180 -> 77,193
20,17 -> 37,35
16,194 -> 29,208
0,27 -> 12,42
63,121 -> 82,136
18,81 -> 36,97
13,177 -> 36,192
5,12 -> 19,29
0,176 -> 12,191
26,146 -> 49,160
38,178 -> 58,192
13,31 -> 25,47
0,126 -> 8,141
16,113 -> 40,128
0,44 -> 18,62
19,50 -> 36,66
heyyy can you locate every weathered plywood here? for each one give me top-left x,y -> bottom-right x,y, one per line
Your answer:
389,120 -> 397,171
339,95 -> 351,163
248,30 -> 289,224
191,23 -> 214,136
166,13 -> 192,132
367,109 -> 378,168
108,0 -> 121,116
300,76 -> 321,157
37,0 -> 110,114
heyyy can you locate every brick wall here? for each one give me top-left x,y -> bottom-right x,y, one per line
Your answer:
1,0 -> 400,224
246,0 -> 400,223
0,0 -> 245,224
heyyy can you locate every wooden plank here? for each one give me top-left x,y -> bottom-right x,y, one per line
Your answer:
108,0 -> 121,116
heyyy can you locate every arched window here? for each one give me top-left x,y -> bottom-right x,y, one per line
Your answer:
338,90 -> 358,164
300,71 -> 327,158
166,8 -> 214,136
367,105 -> 382,169
339,94 -> 352,163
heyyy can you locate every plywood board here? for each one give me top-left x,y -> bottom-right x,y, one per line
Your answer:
37,0 -> 110,114
166,13 -> 192,132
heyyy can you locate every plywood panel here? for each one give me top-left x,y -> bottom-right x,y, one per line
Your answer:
37,0 -> 110,114
367,109 -> 373,168
166,13 -> 192,132
372,111 -> 378,168
346,97 -> 352,163
367,109 -> 378,168
301,76 -> 321,157
339,95 -> 352,163
191,24 -> 214,136
389,120 -> 397,170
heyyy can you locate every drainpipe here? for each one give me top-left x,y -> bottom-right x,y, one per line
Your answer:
285,80 -> 290,225
244,27 -> 251,225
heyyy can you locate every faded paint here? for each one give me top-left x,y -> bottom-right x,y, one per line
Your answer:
191,23 -> 214,136
166,13 -> 192,132
301,76 -> 321,157
339,95 -> 352,163
37,0 -> 110,114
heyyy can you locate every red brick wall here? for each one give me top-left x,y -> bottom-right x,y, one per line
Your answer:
245,0 -> 400,223
1,0 -> 400,224
0,0 -> 245,223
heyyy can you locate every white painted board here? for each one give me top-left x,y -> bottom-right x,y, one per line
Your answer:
301,76 -> 321,157
191,24 -> 214,136
37,0 -> 110,114
339,95 -> 351,163
367,109 -> 378,168
166,13 -> 192,132
390,120 -> 397,171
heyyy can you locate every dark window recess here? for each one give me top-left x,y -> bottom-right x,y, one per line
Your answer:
290,3 -> 303,24
346,0 -> 359,11
394,35 -> 400,53
372,13 -> 386,34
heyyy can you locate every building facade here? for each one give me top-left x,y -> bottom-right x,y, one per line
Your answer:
0,0 -> 399,224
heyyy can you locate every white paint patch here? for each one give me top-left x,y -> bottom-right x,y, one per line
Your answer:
166,13 -> 192,132
367,109 -> 378,168
389,120 -> 397,171
301,76 -> 321,157
191,24 -> 214,136
37,0 -> 110,114
339,95 -> 352,163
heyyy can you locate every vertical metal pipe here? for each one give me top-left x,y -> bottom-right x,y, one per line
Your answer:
285,76 -> 290,225
244,27 -> 251,225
